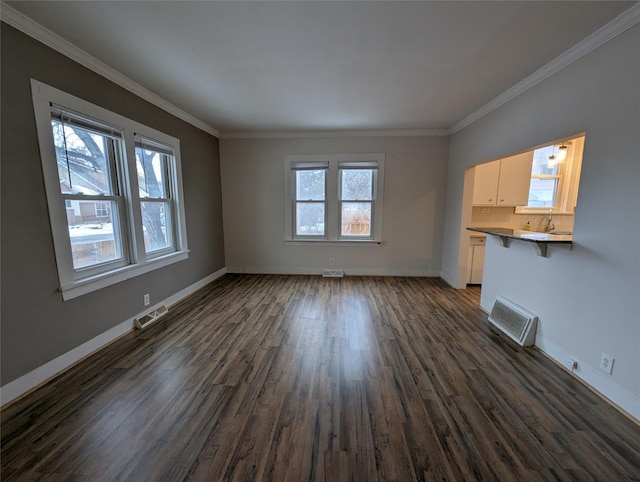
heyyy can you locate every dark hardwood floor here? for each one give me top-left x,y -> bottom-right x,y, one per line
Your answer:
2,275 -> 639,481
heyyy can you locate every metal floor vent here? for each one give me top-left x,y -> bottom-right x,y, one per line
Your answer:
134,305 -> 168,330
488,296 -> 538,346
322,269 -> 344,278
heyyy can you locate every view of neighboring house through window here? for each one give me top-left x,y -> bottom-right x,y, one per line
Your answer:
94,202 -> 109,217
285,154 -> 384,242
340,165 -> 376,237
51,109 -> 127,271
31,79 -> 189,300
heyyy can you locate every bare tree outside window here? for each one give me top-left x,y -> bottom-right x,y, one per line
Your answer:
136,147 -> 173,253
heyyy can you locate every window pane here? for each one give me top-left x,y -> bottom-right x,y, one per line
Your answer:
296,202 -> 325,235
51,120 -> 114,195
341,169 -> 373,200
141,201 -> 173,253
341,202 -> 371,236
296,170 -> 325,201
67,200 -> 123,270
531,146 -> 560,175
136,148 -> 168,198
528,178 -> 558,207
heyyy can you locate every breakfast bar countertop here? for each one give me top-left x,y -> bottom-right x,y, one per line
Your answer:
466,227 -> 572,242
466,227 -> 572,257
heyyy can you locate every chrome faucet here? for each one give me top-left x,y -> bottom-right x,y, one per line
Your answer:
544,209 -> 555,233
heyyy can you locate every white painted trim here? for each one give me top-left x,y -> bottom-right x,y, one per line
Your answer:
449,3 -> 640,134
221,128 -> 448,139
536,336 -> 640,421
0,3 -> 219,138
226,266 -> 439,277
0,267 -> 227,408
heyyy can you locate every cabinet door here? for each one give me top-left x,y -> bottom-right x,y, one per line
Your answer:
472,161 -> 500,205
470,245 -> 486,284
497,151 -> 533,206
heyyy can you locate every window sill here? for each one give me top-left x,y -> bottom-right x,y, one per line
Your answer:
59,250 -> 189,301
514,207 -> 575,215
285,239 -> 383,246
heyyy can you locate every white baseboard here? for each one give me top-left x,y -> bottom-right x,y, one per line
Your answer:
536,336 -> 640,421
0,267 -> 227,408
226,266 -> 440,277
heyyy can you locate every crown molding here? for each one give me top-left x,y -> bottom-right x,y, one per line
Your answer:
0,2 -> 220,138
3,1 -> 637,140
449,3 -> 640,135
220,128 -> 449,139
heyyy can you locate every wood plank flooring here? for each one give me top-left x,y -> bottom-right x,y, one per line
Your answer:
2,275 -> 639,481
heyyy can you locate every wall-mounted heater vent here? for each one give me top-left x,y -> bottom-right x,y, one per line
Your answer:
488,296 -> 538,347
322,269 -> 344,278
134,305 -> 168,330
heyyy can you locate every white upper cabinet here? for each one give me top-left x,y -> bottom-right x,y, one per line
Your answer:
472,160 -> 500,205
473,151 -> 533,206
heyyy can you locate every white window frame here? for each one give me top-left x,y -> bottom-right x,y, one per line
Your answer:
31,79 -> 189,300
134,136 -> 179,258
284,153 -> 385,244
516,135 -> 584,215
94,202 -> 109,217
291,161 -> 328,239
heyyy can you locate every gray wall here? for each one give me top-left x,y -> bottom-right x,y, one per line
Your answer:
1,24 -> 225,385
441,25 -> 639,417
220,136 -> 449,276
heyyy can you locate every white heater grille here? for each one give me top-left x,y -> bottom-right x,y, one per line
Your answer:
134,305 -> 168,330
322,269 -> 344,278
488,296 -> 538,346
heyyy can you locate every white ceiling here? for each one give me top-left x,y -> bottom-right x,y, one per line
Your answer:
5,1 -> 636,135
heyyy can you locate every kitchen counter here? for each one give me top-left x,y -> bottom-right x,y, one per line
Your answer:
466,227 -> 572,257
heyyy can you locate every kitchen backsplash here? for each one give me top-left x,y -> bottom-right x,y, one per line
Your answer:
470,207 -> 574,233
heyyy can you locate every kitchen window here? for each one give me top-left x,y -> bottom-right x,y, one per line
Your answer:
518,135 -> 584,214
285,154 -> 384,243
31,79 -> 189,300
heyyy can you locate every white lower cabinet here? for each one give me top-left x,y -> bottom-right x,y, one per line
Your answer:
467,237 -> 486,284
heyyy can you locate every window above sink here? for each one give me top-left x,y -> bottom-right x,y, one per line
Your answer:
516,134 -> 584,215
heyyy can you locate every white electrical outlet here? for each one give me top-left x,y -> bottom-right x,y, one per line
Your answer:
599,353 -> 614,375
144,293 -> 150,306
330,258 -> 335,266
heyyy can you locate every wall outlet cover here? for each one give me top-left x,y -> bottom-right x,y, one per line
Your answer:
599,353 -> 614,375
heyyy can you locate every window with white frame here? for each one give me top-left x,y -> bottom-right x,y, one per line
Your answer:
292,162 -> 327,237
31,79 -> 189,300
94,202 -> 109,218
518,135 -> 584,214
285,154 -> 384,243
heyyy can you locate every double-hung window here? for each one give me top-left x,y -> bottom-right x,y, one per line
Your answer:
339,162 -> 377,237
526,145 -> 563,208
285,154 -> 384,243
517,135 -> 584,214
50,105 -> 129,275
292,162 -> 328,237
135,137 -> 177,256
31,80 -> 189,300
